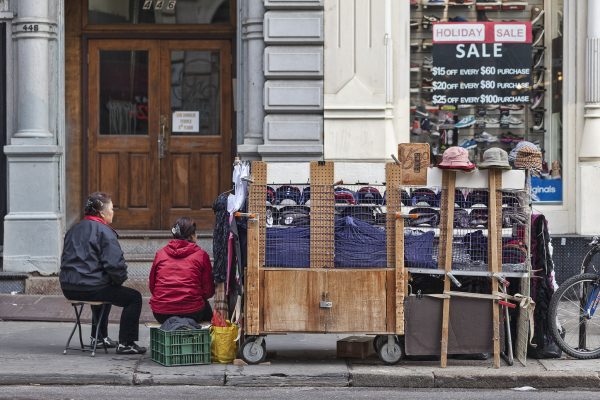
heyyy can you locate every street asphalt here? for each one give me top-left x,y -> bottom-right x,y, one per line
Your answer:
0,319 -> 599,389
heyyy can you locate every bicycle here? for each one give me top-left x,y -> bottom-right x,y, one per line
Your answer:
549,236 -> 600,359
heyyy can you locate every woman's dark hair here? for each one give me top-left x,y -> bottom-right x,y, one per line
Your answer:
171,217 -> 197,241
84,192 -> 112,217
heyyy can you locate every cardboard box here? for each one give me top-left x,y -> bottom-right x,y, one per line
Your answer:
336,336 -> 374,359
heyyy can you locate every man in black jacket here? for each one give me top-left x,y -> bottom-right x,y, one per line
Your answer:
60,192 -> 145,355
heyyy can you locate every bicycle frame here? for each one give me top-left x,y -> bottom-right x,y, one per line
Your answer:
580,236 -> 600,275
583,283 -> 600,319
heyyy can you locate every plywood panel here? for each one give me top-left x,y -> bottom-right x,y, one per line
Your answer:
263,269 -> 317,332
171,154 -> 191,207
98,153 -> 119,206
199,154 -> 220,208
246,218 -> 260,335
129,153 -> 149,208
325,270 -> 387,332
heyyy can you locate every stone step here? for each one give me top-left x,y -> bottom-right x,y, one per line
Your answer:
23,276 -> 153,297
0,230 -> 215,296
119,230 -> 214,259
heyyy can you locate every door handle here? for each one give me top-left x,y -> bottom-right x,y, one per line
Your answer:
158,115 -> 168,159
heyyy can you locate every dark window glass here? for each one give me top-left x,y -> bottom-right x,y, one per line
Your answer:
99,50 -> 149,135
170,50 -> 220,136
88,0 -> 230,25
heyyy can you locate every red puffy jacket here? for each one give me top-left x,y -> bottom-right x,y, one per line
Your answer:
149,240 -> 215,315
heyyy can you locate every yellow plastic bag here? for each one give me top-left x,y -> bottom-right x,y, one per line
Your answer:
210,320 -> 239,364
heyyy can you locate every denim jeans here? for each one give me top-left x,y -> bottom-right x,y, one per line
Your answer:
63,285 -> 142,344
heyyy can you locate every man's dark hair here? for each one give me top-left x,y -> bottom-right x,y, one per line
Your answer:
84,192 -> 111,217
171,217 -> 197,241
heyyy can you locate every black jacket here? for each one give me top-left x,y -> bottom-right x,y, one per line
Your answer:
59,219 -> 128,291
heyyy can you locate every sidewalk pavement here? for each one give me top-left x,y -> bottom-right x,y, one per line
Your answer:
0,296 -> 599,389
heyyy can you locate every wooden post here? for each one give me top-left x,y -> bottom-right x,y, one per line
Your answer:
488,169 -> 502,368
248,161 -> 267,268
386,163 -> 403,268
439,170 -> 456,368
245,218 -> 260,335
516,169 -> 532,365
310,161 -> 335,268
386,162 -> 404,334
395,216 -> 405,335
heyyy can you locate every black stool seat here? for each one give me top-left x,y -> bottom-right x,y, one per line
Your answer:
63,300 -> 111,357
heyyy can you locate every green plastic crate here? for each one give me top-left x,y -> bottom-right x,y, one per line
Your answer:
150,327 -> 211,366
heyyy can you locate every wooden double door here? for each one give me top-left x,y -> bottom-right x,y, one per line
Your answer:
87,39 -> 232,230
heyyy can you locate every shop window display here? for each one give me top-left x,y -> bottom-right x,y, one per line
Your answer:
410,0 -> 564,204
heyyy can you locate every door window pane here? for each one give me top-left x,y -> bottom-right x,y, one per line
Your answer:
99,50 -> 149,135
171,50 -> 220,136
88,0 -> 230,24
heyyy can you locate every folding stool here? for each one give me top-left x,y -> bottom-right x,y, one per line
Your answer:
63,300 -> 111,357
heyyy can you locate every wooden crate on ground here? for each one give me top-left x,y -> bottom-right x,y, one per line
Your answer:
336,336 -> 374,359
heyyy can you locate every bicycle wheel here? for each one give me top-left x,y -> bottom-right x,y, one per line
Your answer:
549,273 -> 600,359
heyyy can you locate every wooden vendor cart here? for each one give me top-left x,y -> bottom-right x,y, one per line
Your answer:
241,160 -> 407,364
239,145 -> 533,368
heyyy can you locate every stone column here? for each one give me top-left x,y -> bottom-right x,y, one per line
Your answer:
237,0 -> 265,159
3,0 -> 63,274
323,0 -> 408,161
579,0 -> 600,234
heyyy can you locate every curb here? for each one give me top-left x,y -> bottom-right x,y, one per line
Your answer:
1,371 -> 599,389
432,371 -> 600,389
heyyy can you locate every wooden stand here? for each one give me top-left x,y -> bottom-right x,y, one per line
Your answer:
244,159 -> 530,367
488,169 -> 502,369
515,169 -> 533,366
437,168 -> 506,368
439,170 -> 456,368
244,161 -> 405,338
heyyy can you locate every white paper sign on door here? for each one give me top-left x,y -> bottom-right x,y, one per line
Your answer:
172,111 -> 199,133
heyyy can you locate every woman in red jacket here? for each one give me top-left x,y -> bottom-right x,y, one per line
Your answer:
149,217 -> 215,323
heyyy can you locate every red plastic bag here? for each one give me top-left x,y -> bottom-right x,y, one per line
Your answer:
211,310 -> 227,327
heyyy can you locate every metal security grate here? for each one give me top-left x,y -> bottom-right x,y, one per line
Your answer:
0,279 -> 25,294
551,235 -> 595,284
402,186 -> 530,272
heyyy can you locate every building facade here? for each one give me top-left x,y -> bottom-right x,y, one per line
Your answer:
0,0 -> 599,276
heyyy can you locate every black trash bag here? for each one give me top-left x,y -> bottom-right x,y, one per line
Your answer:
527,214 -> 562,359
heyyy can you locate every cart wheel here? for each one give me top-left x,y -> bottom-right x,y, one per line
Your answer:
377,337 -> 403,365
373,335 -> 386,353
241,337 -> 267,365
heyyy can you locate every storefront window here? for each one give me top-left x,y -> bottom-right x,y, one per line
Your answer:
536,0 -> 563,204
87,0 -> 230,25
99,50 -> 149,135
170,50 -> 221,135
409,0 -> 564,204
